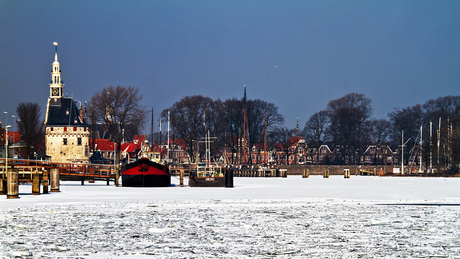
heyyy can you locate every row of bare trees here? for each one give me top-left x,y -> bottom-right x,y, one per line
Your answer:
160,95 -> 284,164
302,93 -> 460,171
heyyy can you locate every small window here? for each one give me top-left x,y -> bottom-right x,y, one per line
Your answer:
64,127 -> 67,131
50,127 -> 53,131
63,138 -> 67,145
73,127 -> 77,131
78,138 -> 82,146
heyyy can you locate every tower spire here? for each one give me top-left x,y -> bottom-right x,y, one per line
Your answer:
50,42 -> 64,98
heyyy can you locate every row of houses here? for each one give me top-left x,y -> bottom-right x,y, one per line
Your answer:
89,134 -> 408,167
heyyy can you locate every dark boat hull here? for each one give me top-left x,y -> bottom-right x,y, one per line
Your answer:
121,159 -> 170,187
189,176 -> 225,187
189,169 -> 233,187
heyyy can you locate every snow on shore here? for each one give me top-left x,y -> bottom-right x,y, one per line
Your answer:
1,175 -> 460,258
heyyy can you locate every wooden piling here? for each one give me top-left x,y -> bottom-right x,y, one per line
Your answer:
180,169 -> 184,187
280,169 -> 287,178
323,168 -> 329,178
115,167 -> 120,187
32,171 -> 40,195
0,179 -> 6,195
344,169 -> 350,178
42,171 -> 49,194
7,170 -> 19,199
50,168 -> 60,192
302,168 -> 309,178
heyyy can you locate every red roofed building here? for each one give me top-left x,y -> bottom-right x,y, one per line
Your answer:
164,138 -> 189,164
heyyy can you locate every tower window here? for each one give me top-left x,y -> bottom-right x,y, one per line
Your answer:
78,138 -> 82,146
63,138 -> 67,145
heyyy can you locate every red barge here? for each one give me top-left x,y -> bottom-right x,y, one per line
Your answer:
121,158 -> 170,187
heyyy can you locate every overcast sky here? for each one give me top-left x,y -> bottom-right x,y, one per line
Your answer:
1,0 -> 459,130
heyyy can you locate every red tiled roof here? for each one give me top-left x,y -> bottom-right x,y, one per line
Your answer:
8,132 -> 21,144
132,134 -> 146,150
288,136 -> 303,146
91,139 -> 115,151
121,142 -> 134,153
168,138 -> 186,150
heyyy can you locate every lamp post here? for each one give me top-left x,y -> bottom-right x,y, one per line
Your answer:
3,111 -> 7,127
11,115 -> 15,144
5,125 -> 11,173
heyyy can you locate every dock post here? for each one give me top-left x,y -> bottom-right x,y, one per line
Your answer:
302,168 -> 309,178
42,170 -> 49,194
115,166 -> 120,187
180,169 -> 184,187
50,168 -> 60,192
32,171 -> 40,195
0,178 -> 6,195
344,169 -> 350,178
7,169 -> 19,199
225,169 -> 234,188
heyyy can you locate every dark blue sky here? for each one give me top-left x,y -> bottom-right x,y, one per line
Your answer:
1,0 -> 459,130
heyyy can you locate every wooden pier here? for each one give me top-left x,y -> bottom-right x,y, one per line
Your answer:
232,167 -> 287,178
0,159 -> 118,199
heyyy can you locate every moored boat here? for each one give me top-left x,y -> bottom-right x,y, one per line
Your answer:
189,163 -> 233,187
121,158 -> 170,187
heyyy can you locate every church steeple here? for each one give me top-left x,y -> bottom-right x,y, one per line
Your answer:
49,42 -> 64,98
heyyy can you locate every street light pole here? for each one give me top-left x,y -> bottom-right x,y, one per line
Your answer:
3,111 -> 7,128
5,125 -> 11,173
11,115 -> 16,158
11,115 -> 15,144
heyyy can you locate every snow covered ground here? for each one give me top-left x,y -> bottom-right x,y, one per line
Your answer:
1,175 -> 460,258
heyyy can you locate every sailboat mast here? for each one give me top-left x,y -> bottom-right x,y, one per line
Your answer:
419,125 -> 422,173
430,121 -> 432,173
167,110 -> 170,163
437,117 -> 441,165
242,85 -> 247,166
264,113 -> 267,165
150,108 -> 154,146
402,130 -> 404,174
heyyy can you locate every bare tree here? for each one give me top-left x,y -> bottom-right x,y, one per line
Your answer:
270,126 -> 297,164
223,98 -> 244,164
388,104 -> 423,151
327,93 -> 373,164
162,95 -> 213,163
89,86 -> 147,173
369,118 -> 391,164
246,99 -> 284,164
16,102 -> 44,159
302,110 -> 329,147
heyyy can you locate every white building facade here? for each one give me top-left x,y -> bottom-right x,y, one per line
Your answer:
44,43 -> 90,163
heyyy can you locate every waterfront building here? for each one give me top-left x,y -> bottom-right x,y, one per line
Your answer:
44,43 -> 90,163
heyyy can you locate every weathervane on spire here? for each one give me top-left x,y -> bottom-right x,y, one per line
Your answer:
53,41 -> 58,53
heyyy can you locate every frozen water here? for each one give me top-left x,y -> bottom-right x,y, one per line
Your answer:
1,175 -> 459,258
